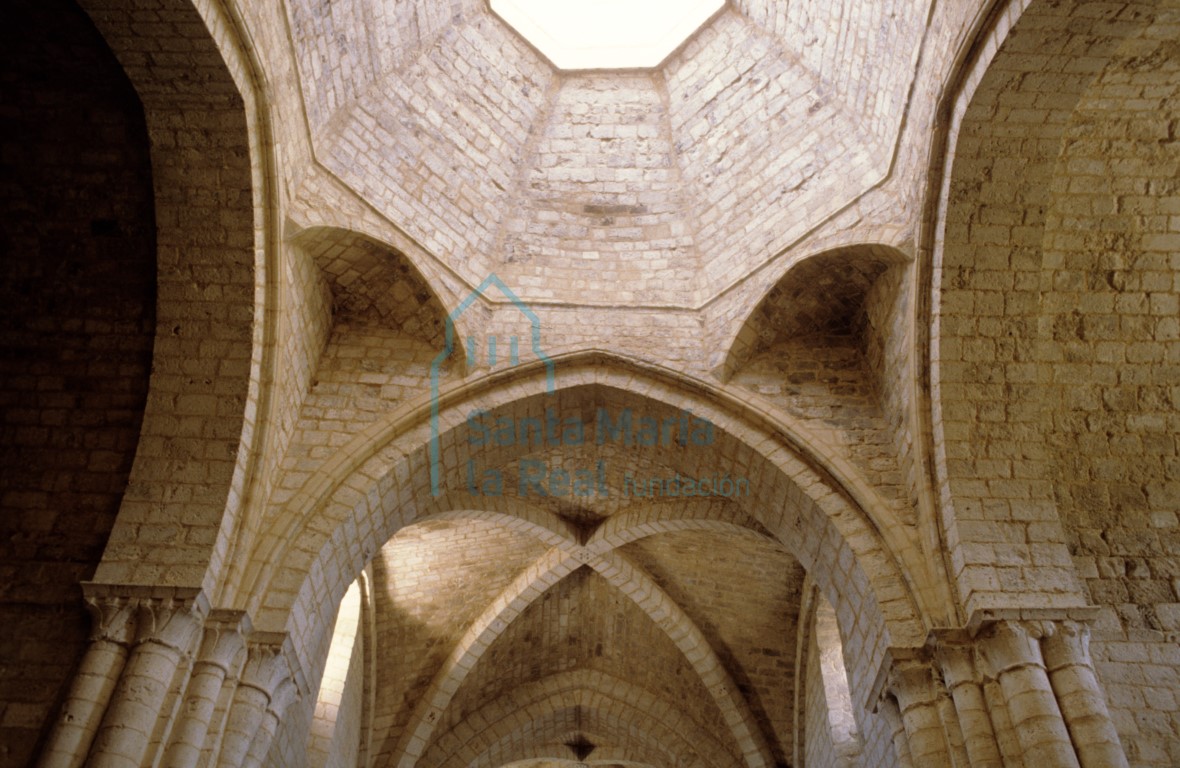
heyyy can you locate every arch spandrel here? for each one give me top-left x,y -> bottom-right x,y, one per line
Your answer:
241,353 -> 932,731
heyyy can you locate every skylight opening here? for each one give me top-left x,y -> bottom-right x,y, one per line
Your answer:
490,0 -> 723,70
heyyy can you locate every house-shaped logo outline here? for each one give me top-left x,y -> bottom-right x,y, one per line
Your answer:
429,274 -> 556,495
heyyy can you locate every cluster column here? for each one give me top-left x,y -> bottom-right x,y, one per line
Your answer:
36,591 -> 136,768
1040,622 -> 1128,768
35,586 -> 312,767
887,659 -> 954,766
876,612 -> 1129,767
976,620 -> 1080,768
934,642 -> 1002,768
86,587 -> 208,768
216,632 -> 303,768
160,610 -> 251,768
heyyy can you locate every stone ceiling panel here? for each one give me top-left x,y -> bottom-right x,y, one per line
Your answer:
498,73 -> 702,306
733,0 -> 932,142
368,517 -> 550,766
663,9 -> 884,298
623,530 -> 805,765
317,13 -> 555,288
437,567 -> 742,761
286,0 -> 381,130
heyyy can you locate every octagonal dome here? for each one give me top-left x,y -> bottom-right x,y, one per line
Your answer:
489,0 -> 724,69
285,0 -> 930,308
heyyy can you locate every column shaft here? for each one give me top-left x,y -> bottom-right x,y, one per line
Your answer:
890,661 -> 952,766
88,639 -> 187,768
215,633 -> 301,768
979,621 -> 1079,768
243,709 -> 281,768
161,664 -> 228,768
216,683 -> 271,768
983,678 -> 1025,768
878,695 -> 915,768
161,610 -> 249,768
937,644 -> 1003,768
36,639 -> 128,768
1041,622 -> 1129,768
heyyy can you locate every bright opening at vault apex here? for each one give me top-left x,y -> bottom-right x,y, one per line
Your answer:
489,0 -> 724,69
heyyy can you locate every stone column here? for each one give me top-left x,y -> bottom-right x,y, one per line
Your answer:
244,677 -> 299,767
1041,621 -> 1129,768
888,660 -> 952,766
982,677 -> 1025,768
87,587 -> 208,768
216,633 -> 295,768
36,591 -> 136,768
936,643 -> 1003,768
160,610 -> 251,768
977,620 -> 1079,768
876,694 -> 914,768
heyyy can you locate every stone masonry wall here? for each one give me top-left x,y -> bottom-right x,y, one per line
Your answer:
934,0 -> 1142,616
1039,12 -> 1180,763
324,13 -> 553,291
500,73 -> 700,305
935,0 -> 1178,762
0,2 -> 155,763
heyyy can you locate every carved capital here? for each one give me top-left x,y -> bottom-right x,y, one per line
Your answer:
976,620 -> 1046,680
887,658 -> 941,711
81,591 -> 137,646
934,642 -> 980,691
1040,620 -> 1092,672
195,609 -> 252,674
132,589 -> 208,653
890,658 -> 933,696
80,583 -> 208,652
238,632 -> 290,696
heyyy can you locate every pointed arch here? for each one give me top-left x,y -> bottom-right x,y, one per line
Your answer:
239,352 -> 931,747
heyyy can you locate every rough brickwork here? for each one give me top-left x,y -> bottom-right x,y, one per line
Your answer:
0,3 -> 155,763
11,0 -> 1180,766
368,519 -> 548,764
1039,14 -> 1180,762
623,530 -> 805,765
934,1 -> 1180,764
75,0 -> 258,593
500,73 -> 700,305
936,0 -> 1148,615
733,0 -> 928,143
